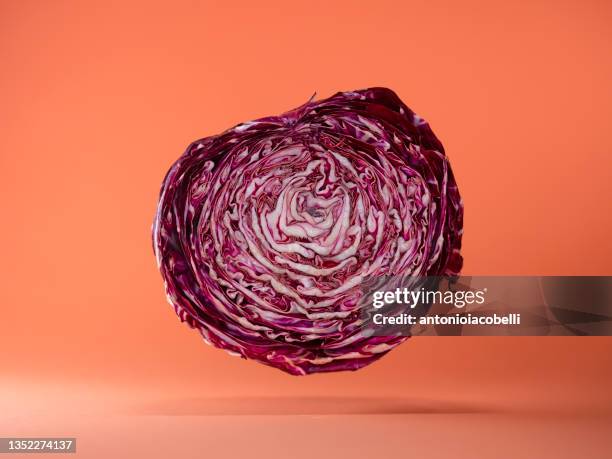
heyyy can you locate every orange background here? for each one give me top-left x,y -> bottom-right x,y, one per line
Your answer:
1,1 -> 611,458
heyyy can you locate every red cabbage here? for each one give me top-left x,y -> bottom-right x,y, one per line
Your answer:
153,87 -> 463,375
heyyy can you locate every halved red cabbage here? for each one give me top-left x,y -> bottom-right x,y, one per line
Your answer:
153,87 -> 463,375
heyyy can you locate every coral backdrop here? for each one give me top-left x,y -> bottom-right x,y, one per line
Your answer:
1,1 -> 611,458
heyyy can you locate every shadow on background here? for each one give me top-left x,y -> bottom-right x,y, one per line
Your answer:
133,396 -> 502,416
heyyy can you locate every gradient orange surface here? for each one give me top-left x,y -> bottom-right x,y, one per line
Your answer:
1,1 -> 611,458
